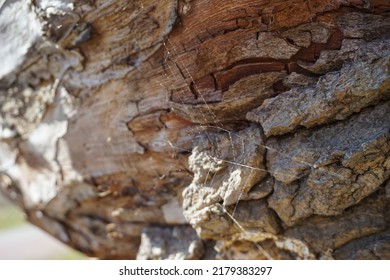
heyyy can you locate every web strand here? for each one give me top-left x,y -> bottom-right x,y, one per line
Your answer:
160,37 -> 344,260
221,204 -> 274,260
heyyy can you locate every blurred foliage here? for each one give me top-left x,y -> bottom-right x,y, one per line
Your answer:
0,194 -> 25,230
0,194 -> 86,259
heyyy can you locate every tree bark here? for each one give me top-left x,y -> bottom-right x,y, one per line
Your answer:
0,0 -> 390,259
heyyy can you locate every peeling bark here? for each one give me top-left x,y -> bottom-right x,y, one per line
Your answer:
1,0 -> 390,259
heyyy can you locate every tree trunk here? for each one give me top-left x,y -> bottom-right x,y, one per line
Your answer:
1,0 -> 389,259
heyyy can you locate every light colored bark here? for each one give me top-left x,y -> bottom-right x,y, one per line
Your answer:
0,0 -> 389,259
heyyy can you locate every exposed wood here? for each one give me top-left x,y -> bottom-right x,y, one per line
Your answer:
1,0 -> 390,259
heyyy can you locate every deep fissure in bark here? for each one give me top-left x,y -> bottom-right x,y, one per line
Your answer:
0,0 -> 389,259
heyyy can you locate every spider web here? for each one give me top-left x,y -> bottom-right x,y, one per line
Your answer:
158,36 -> 347,260
65,30 -> 342,259
86,2 -> 340,258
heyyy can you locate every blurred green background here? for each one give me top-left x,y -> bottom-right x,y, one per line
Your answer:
0,193 -> 86,260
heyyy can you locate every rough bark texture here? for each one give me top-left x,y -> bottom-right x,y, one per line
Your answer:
0,0 -> 390,259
